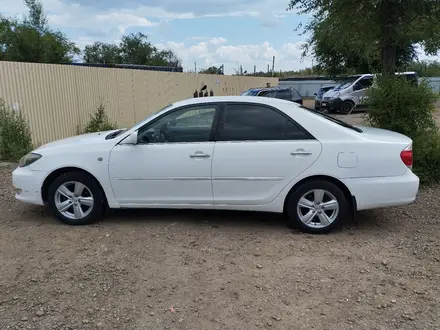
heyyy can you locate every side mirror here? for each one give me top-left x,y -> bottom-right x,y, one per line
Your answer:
120,131 -> 138,145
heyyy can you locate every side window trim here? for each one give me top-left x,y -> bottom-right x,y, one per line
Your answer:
136,103 -> 221,145
213,102 -> 316,142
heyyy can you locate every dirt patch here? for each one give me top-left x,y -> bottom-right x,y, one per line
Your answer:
1,164 -> 439,330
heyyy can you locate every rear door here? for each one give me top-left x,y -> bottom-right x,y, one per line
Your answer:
274,89 -> 292,101
211,102 -> 322,205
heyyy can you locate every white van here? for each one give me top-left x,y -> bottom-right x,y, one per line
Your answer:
320,72 -> 418,114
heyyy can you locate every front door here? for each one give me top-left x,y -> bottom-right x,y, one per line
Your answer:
212,102 -> 322,205
109,103 -> 220,206
350,77 -> 373,108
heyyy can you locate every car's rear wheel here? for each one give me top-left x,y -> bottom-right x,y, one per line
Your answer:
286,180 -> 349,234
47,172 -> 105,225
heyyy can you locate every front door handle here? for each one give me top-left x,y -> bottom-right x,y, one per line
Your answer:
190,152 -> 210,158
291,150 -> 312,156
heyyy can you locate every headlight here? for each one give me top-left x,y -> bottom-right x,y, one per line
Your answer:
18,153 -> 42,167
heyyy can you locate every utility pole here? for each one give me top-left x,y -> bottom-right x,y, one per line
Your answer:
311,59 -> 314,75
254,65 -> 256,74
240,65 -> 243,75
194,62 -> 197,73
267,64 -> 270,73
272,56 -> 275,77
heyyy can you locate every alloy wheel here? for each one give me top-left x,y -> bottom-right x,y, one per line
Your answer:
296,189 -> 339,229
54,181 -> 94,220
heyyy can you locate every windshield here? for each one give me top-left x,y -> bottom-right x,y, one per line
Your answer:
333,77 -> 360,91
318,87 -> 333,97
301,105 -> 363,133
241,89 -> 260,96
105,104 -> 174,139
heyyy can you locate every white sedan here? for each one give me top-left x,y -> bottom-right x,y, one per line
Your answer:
12,96 -> 419,234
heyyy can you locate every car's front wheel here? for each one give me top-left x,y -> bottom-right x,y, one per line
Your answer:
340,101 -> 355,114
47,172 -> 105,225
286,180 -> 349,234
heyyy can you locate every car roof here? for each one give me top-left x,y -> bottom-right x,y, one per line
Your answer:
172,95 -> 301,108
245,86 -> 295,92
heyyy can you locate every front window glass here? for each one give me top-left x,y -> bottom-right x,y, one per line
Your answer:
137,105 -> 217,144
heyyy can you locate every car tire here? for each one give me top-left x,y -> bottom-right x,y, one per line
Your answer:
285,180 -> 350,234
341,101 -> 355,114
47,171 -> 105,225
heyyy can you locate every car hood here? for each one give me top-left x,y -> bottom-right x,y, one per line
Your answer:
35,129 -> 123,151
323,90 -> 340,99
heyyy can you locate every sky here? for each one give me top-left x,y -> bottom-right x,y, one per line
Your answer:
1,0 -> 438,74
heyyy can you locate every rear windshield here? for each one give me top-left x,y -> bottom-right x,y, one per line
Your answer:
241,89 -> 260,96
301,106 -> 363,133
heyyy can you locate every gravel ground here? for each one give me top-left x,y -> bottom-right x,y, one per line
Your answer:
1,106 -> 440,330
1,162 -> 440,330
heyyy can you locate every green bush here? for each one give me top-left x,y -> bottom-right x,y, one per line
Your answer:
364,77 -> 438,139
82,104 -> 117,134
364,76 -> 440,185
0,99 -> 33,161
413,131 -> 440,184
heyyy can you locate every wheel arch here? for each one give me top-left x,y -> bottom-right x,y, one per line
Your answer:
283,175 -> 356,213
41,166 -> 108,206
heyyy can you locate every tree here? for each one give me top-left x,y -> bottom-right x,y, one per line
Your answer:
199,66 -> 224,74
83,42 -> 121,64
287,0 -> 440,75
408,60 -> 440,77
0,0 -> 79,63
83,33 -> 181,67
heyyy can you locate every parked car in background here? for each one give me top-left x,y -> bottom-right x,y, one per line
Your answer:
321,72 -> 418,114
12,96 -> 419,234
241,86 -> 303,105
314,86 -> 335,111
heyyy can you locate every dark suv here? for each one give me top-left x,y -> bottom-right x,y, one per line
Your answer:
241,86 -> 303,105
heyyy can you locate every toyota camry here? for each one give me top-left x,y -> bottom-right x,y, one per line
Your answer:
12,96 -> 419,234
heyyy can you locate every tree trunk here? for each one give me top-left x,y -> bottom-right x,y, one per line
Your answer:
379,0 -> 398,76
381,44 -> 397,76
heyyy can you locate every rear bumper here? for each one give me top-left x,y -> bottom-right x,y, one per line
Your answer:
12,166 -> 46,206
341,171 -> 419,211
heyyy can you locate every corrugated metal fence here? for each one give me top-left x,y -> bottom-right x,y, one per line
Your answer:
0,61 -> 278,145
280,77 -> 440,98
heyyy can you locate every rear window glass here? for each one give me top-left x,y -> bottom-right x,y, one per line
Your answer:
241,90 -> 260,96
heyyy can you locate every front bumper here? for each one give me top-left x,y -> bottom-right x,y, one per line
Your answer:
320,98 -> 343,112
314,100 -> 321,110
12,166 -> 46,206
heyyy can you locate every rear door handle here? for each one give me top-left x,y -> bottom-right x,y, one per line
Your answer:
190,152 -> 210,158
291,150 -> 312,156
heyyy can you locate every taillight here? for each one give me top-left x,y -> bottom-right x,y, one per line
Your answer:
400,144 -> 413,169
